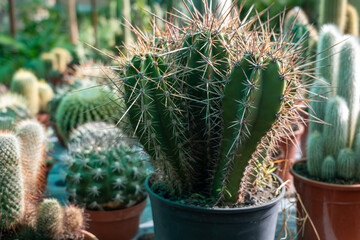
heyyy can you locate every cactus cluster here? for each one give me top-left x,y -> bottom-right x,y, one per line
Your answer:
55,85 -> 121,144
64,122 -> 147,210
9,69 -> 54,115
307,24 -> 360,181
0,119 -> 86,239
110,1 -> 310,205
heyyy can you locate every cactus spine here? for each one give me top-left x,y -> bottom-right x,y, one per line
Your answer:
319,0 -> 347,33
10,70 -> 39,116
0,133 -> 25,229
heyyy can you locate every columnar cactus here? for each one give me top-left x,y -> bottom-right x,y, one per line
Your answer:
65,122 -> 147,210
344,3 -> 359,36
38,80 -> 54,113
0,133 -> 25,229
284,6 -> 309,33
307,25 -> 360,181
36,198 -> 64,240
10,69 -> 40,116
113,1 -> 309,204
319,0 -> 347,32
55,85 -> 121,144
16,120 -> 46,194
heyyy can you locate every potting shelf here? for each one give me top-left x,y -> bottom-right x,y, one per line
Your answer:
47,135 -> 298,240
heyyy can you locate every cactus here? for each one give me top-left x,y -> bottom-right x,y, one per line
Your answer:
114,1 -> 309,204
38,80 -> 54,113
307,24 -> 360,182
337,148 -> 356,179
0,133 -> 25,229
55,85 -> 121,144
319,0 -> 347,33
284,7 -> 309,32
16,120 -> 46,194
323,96 -> 349,158
321,156 -> 336,180
0,93 -> 32,129
337,36 -> 360,147
315,25 -> 341,88
344,3 -> 359,36
36,198 -> 63,240
65,122 -> 147,210
10,69 -> 40,116
307,131 -> 324,177
63,205 -> 85,240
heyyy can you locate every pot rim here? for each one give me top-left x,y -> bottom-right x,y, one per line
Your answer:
145,173 -> 285,213
291,159 -> 360,190
85,197 -> 147,220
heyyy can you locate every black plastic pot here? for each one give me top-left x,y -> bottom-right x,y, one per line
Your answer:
146,175 -> 285,240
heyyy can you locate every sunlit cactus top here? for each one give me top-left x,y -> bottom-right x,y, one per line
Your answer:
111,1 -> 311,205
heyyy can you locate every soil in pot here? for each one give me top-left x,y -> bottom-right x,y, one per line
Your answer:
146,175 -> 285,240
291,160 -> 360,240
85,198 -> 147,240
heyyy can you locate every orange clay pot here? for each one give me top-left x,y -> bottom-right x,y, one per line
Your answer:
276,122 -> 304,186
85,198 -> 147,240
291,160 -> 360,240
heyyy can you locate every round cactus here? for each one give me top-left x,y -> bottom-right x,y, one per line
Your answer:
38,80 -> 54,113
65,122 -> 147,210
10,69 -> 39,116
63,205 -> 85,240
0,93 -> 32,129
36,198 -> 64,240
55,86 -> 121,144
0,133 -> 25,229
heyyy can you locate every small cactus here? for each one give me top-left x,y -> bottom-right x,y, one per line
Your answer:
65,122 -> 147,210
321,156 -> 336,180
307,131 -> 324,177
337,148 -> 356,180
0,93 -> 32,129
344,3 -> 359,36
0,133 -> 25,229
63,205 -> 85,240
10,69 -> 39,116
38,80 -> 54,113
36,198 -> 63,240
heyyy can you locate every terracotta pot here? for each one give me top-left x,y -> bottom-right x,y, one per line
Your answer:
291,160 -> 360,240
276,122 -> 304,185
85,198 -> 147,240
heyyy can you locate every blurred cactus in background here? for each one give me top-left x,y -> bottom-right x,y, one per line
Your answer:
65,122 -> 147,210
307,24 -> 360,181
38,80 -> 55,113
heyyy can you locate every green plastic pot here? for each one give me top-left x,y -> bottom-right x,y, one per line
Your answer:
146,174 -> 285,240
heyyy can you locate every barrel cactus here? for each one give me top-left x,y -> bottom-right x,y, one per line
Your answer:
307,25 -> 360,181
64,122 -> 147,210
110,1 -> 309,205
10,69 -> 40,116
55,85 -> 121,144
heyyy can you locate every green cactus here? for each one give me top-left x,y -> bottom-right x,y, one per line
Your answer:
38,80 -> 54,113
36,198 -> 63,240
337,36 -> 360,147
65,122 -> 147,210
315,25 -> 341,88
116,2 -> 308,204
0,93 -> 32,129
323,96 -> 349,158
319,0 -> 347,33
308,78 -> 330,133
16,120 -> 46,194
0,133 -> 25,229
284,7 -> 309,33
55,85 -> 121,144
307,131 -> 324,178
344,3 -> 359,36
321,156 -> 336,180
337,148 -> 356,179
10,69 -> 40,116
